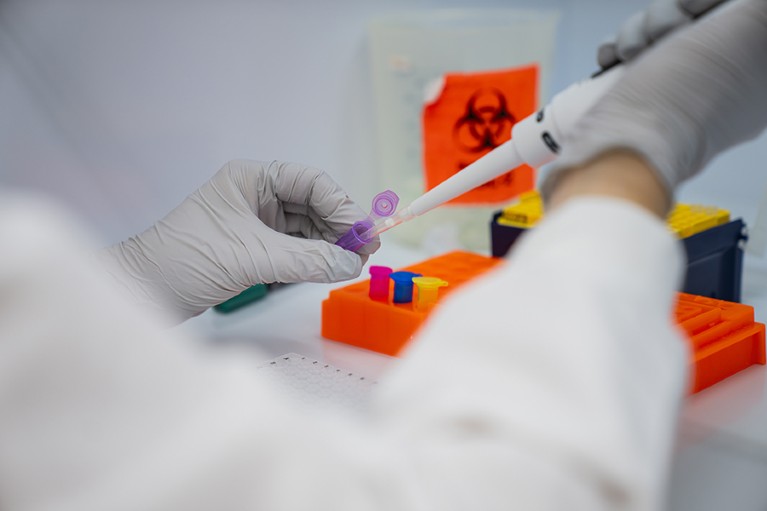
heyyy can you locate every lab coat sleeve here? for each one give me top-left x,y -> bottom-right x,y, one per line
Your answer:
0,193 -> 687,511
373,196 -> 689,510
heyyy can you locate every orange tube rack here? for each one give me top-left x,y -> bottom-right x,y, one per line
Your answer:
322,252 -> 766,393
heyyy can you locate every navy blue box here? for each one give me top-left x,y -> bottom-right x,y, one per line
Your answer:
490,214 -> 747,302
681,218 -> 746,302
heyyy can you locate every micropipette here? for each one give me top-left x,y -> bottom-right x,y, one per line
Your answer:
359,64 -> 627,241
337,0 -> 737,249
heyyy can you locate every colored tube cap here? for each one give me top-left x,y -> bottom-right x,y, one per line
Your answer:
412,277 -> 448,311
369,265 -> 393,301
412,276 -> 449,290
390,271 -> 422,303
371,190 -> 399,218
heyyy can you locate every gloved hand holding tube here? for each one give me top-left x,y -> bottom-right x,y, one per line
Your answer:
100,160 -> 379,322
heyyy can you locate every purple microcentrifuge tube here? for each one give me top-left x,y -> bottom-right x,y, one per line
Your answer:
369,265 -> 393,301
335,190 -> 399,253
334,219 -> 374,252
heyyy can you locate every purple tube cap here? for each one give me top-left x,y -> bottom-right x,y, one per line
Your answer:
372,190 -> 399,218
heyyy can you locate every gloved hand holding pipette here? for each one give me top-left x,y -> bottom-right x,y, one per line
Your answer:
542,0 -> 767,205
354,60 -> 631,240
100,160 -> 379,322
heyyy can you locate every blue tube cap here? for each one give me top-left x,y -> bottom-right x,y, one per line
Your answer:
390,271 -> 422,303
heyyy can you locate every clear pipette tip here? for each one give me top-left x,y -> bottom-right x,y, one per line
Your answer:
361,206 -> 415,239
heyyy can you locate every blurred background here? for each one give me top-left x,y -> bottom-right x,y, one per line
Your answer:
1,0 -> 766,247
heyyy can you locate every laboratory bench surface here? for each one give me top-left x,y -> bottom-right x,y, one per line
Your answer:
183,242 -> 767,511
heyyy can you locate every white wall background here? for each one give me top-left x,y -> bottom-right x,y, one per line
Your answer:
1,0 -> 765,246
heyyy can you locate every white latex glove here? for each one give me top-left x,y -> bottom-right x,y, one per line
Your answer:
101,159 -> 378,321
542,0 -> 767,199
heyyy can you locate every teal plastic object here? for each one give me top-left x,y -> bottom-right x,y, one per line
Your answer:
214,284 -> 269,313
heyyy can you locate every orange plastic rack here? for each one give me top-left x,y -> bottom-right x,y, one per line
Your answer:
676,293 -> 766,393
322,252 -> 766,393
322,251 -> 502,356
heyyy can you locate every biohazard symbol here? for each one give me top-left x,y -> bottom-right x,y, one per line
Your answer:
421,65 -> 537,204
453,88 -> 516,156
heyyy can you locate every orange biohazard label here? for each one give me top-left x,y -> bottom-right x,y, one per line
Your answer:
422,65 -> 538,205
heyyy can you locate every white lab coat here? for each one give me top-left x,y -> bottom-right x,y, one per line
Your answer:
0,191 -> 688,511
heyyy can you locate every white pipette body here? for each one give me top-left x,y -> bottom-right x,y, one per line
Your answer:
365,65 -> 626,238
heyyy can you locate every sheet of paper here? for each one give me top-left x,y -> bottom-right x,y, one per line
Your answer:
258,353 -> 377,413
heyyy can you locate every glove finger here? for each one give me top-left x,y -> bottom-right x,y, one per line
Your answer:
616,11 -> 651,61
282,209 -> 382,256
679,0 -> 728,17
646,0 -> 692,41
343,230 -> 381,256
597,40 -> 620,69
285,190 -> 381,255
231,160 -> 379,254
268,162 -> 367,225
226,160 -> 370,238
264,231 -> 364,283
599,0 -> 696,70
305,208 -> 381,256
283,212 -> 326,240
282,204 -> 338,240
267,161 -> 371,235
356,236 -> 381,256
